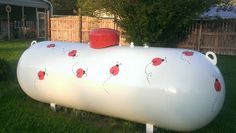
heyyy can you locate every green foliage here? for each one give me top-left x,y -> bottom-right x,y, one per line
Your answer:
77,0 -> 104,16
102,0 -> 220,46
49,0 -> 78,15
50,0 -> 104,16
0,40 -> 29,80
0,58 -> 10,81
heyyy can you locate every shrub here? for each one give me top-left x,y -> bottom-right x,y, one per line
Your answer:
0,58 -> 11,81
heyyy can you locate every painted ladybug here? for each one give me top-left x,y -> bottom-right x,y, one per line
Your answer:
47,44 -> 55,48
68,50 -> 77,57
152,57 -> 166,66
76,68 -> 86,78
214,78 -> 221,92
38,71 -> 46,80
110,64 -> 120,76
182,51 -> 194,56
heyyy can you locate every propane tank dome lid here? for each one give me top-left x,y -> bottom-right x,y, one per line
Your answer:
90,28 -> 119,35
89,28 -> 120,49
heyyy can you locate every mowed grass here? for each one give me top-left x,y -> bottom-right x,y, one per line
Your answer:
0,40 -> 236,133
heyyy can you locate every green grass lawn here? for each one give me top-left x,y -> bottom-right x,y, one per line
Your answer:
0,40 -> 236,133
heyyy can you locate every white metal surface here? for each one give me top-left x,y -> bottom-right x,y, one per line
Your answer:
146,123 -> 154,133
17,41 -> 225,131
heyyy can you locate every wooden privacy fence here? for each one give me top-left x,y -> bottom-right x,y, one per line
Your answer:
50,15 -> 127,45
178,20 -> 236,55
51,16 -> 81,42
51,15 -> 236,55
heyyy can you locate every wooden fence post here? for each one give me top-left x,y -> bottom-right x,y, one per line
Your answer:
6,5 -> 12,40
79,8 -> 83,43
197,21 -> 202,51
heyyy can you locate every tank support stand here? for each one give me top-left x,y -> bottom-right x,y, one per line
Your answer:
146,123 -> 154,133
50,103 -> 56,112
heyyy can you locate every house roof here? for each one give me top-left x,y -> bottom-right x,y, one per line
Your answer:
0,0 -> 50,9
200,6 -> 236,19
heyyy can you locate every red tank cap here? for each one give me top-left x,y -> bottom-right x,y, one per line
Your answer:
89,28 -> 119,49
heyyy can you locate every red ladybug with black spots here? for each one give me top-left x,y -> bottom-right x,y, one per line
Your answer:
37,70 -> 46,80
181,51 -> 194,64
68,50 -> 78,57
182,51 -> 194,56
76,68 -> 87,78
110,64 -> 120,76
151,57 -> 166,66
47,44 -> 55,48
103,62 -> 122,94
214,78 -> 221,92
145,57 -> 166,84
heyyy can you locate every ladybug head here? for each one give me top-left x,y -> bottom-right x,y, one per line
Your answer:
115,62 -> 122,67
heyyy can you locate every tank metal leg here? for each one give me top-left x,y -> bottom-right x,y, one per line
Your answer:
146,123 -> 154,133
50,103 -> 56,112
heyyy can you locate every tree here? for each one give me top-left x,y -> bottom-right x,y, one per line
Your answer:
50,0 -> 104,16
77,0 -> 104,16
102,0 -> 221,47
49,0 -> 78,15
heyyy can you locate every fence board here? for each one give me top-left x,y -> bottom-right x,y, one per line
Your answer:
50,16 -> 81,42
178,20 -> 236,55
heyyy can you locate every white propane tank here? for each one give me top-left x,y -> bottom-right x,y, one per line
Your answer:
17,41 -> 225,131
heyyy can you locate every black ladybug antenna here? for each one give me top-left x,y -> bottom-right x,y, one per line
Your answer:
180,54 -> 190,64
211,69 -> 220,79
84,68 -> 88,77
164,57 -> 167,63
43,68 -> 48,76
62,48 -> 67,54
103,75 -> 112,95
75,50 -> 79,57
144,62 -> 152,84
116,61 -> 122,66
72,61 -> 79,75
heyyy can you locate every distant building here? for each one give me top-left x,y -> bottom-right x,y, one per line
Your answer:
200,6 -> 236,19
0,0 -> 53,40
